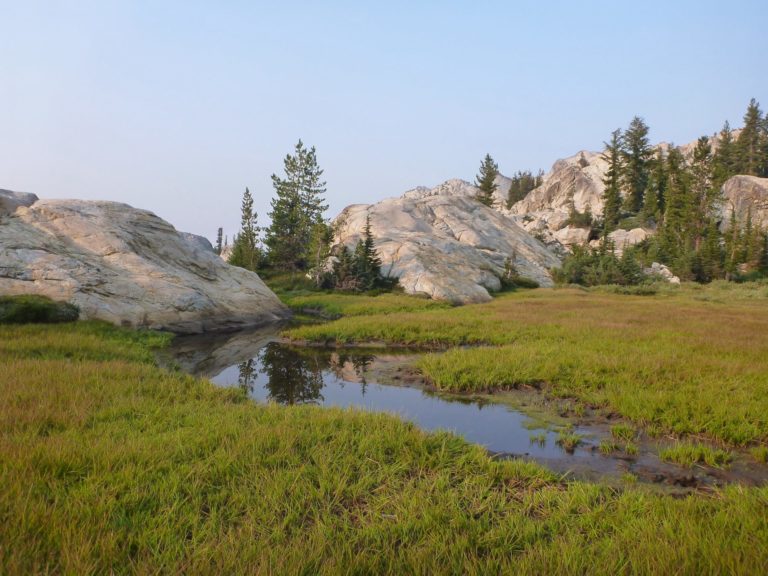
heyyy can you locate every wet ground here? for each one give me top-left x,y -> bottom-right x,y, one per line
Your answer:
162,326 -> 768,492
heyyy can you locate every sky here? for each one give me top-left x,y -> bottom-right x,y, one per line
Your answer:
2,1 -> 767,243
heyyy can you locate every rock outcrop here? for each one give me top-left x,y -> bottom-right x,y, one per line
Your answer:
644,262 -> 681,284
0,191 -> 289,333
500,151 -> 612,250
333,179 -> 561,304
720,175 -> 768,230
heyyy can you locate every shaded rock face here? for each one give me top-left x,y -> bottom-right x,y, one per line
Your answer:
333,179 -> 561,304
0,191 -> 289,333
720,175 -> 768,230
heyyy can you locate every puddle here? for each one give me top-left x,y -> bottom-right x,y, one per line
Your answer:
164,327 -> 767,491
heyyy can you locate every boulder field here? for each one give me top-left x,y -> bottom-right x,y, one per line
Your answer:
0,190 -> 289,333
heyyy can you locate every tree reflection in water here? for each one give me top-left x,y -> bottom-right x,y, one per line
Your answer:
237,358 -> 257,395
261,343 -> 324,405
235,343 -> 379,404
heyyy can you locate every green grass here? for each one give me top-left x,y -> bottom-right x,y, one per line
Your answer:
659,443 -> 734,468
529,432 -> 547,447
611,424 -> 637,442
285,287 -> 768,446
555,431 -> 582,453
3,322 -> 768,573
599,439 -> 620,454
751,446 -> 768,463
284,291 -> 451,319
0,294 -> 79,324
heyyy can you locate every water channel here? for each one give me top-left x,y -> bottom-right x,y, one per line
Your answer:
162,325 -> 766,491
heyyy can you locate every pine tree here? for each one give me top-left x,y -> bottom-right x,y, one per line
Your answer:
696,218 -> 724,282
307,221 -> 334,288
658,147 -> 692,265
643,148 -> 666,222
265,140 -> 328,271
724,208 -> 741,278
228,187 -> 260,271
689,136 -> 716,252
741,208 -> 763,269
214,227 -> 223,255
475,154 -> 499,207
505,170 -> 542,208
713,121 -> 736,187
621,116 -> 653,214
333,245 -> 356,289
601,129 -> 623,235
352,215 -> 382,290
735,98 -> 765,176
759,232 -> 768,274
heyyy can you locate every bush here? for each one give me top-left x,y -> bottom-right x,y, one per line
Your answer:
552,245 -> 648,287
0,295 -> 79,324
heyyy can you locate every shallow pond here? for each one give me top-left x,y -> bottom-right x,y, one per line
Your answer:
164,326 -> 766,490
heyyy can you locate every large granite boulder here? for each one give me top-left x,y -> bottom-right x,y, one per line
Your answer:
720,175 -> 768,230
0,191 -> 289,333
333,179 -> 561,304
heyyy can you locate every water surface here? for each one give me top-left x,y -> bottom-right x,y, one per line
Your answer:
165,327 -> 766,488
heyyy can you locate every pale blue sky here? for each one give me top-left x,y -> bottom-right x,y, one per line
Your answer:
2,1 -> 766,241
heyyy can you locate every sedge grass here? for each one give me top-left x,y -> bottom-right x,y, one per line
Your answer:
659,443 -> 734,468
285,287 -> 768,446
2,322 -> 768,573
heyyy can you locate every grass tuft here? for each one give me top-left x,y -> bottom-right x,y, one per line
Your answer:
659,443 -> 733,468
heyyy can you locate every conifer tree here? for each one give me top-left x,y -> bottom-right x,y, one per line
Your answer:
713,121 -> 736,186
333,245 -> 356,289
696,218 -> 724,282
475,154 -> 499,207
759,232 -> 768,274
215,227 -> 223,255
643,148 -> 666,222
735,98 -> 766,176
601,129 -> 623,235
658,147 -> 692,264
724,209 -> 741,278
265,140 -> 328,271
353,215 -> 382,290
621,116 -> 653,214
505,170 -> 543,208
228,187 -> 260,271
307,221 -> 334,288
689,136 -> 717,251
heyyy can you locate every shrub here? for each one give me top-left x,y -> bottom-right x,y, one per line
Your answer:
0,295 -> 79,324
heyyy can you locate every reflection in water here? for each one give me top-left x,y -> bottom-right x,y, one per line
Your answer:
238,359 -> 258,395
164,332 -> 765,489
261,343 -> 324,405
236,343 -> 377,405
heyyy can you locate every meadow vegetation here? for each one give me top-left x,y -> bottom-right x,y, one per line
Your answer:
3,321 -> 768,573
284,284 -> 768,448
0,294 -> 79,324
659,443 -> 734,468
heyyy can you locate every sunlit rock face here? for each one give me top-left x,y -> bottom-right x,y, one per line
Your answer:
0,190 -> 289,333
333,179 -> 561,304
719,175 -> 768,230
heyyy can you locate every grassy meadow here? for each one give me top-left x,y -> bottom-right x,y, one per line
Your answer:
285,282 -> 768,448
2,320 -> 768,573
